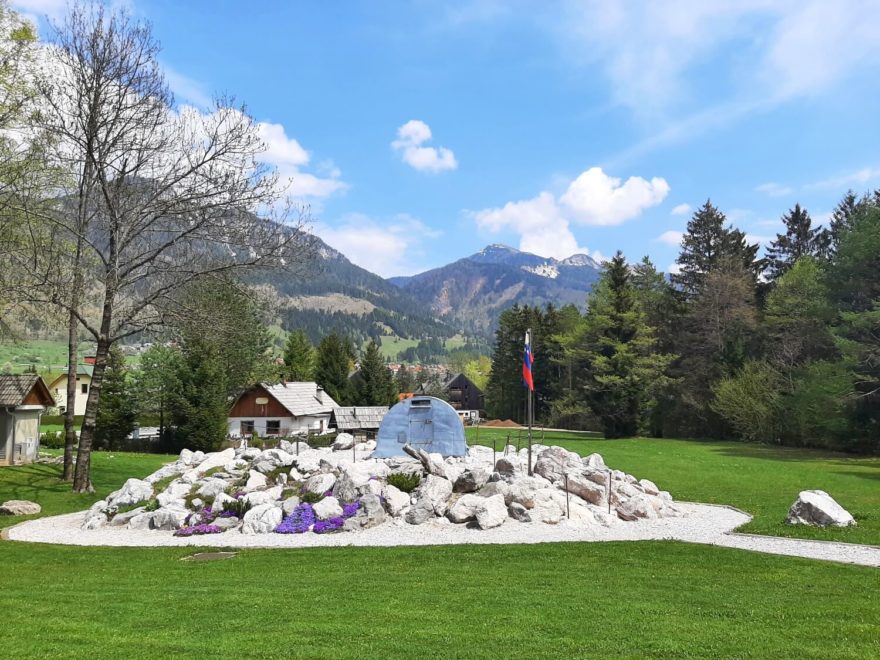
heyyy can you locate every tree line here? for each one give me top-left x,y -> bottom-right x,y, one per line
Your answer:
486,194 -> 880,453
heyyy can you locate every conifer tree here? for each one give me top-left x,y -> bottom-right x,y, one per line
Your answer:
394,364 -> 414,394
282,329 -> 315,381
314,332 -> 356,405
357,340 -> 397,406
765,204 -> 830,280
93,346 -> 136,451
569,252 -> 674,438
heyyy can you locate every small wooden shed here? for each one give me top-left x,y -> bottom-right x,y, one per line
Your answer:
328,406 -> 388,439
0,374 -> 55,466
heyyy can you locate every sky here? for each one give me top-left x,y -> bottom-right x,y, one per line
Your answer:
13,0 -> 880,277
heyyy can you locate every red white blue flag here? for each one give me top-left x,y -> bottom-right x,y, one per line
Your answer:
523,330 -> 534,392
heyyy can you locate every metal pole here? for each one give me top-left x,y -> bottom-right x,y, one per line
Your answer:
492,438 -> 496,469
505,432 -> 510,456
527,385 -> 533,476
564,473 -> 570,519
607,469 -> 612,515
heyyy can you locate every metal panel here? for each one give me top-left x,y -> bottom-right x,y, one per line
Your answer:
373,396 -> 467,457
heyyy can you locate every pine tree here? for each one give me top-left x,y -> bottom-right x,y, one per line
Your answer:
394,364 -> 415,394
314,332 -> 356,405
568,252 -> 674,438
357,340 -> 397,405
765,204 -> 830,280
93,346 -> 136,451
282,329 -> 315,381
829,190 -> 860,253
672,200 -> 761,299
174,338 -> 229,452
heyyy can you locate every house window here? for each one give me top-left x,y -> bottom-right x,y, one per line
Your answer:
81,383 -> 88,395
240,420 -> 255,436
266,420 -> 281,436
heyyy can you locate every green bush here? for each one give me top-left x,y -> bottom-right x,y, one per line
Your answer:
299,491 -> 325,504
711,361 -> 784,443
387,472 -> 421,493
307,433 -> 335,448
144,499 -> 160,512
40,431 -> 65,449
219,498 -> 251,517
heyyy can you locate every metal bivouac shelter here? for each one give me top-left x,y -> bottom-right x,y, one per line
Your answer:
373,396 -> 467,458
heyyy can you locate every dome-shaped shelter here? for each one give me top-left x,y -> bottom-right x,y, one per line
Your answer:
373,396 -> 467,458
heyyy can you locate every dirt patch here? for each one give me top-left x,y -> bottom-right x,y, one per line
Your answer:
482,419 -> 523,428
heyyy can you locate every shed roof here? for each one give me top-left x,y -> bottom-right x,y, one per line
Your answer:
330,406 -> 388,431
261,382 -> 339,417
0,374 -> 55,407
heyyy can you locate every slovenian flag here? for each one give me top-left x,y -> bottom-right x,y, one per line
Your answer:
523,330 -> 534,392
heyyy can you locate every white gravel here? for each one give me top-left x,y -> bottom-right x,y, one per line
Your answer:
5,502 -> 878,567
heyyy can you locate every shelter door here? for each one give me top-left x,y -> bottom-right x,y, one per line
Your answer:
407,406 -> 434,447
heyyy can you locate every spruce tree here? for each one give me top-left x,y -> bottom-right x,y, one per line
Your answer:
93,346 -> 136,451
571,252 -> 674,438
314,332 -> 356,405
394,364 -> 414,394
765,204 -> 830,280
357,340 -> 396,406
174,338 -> 229,452
672,200 -> 761,299
282,329 -> 315,381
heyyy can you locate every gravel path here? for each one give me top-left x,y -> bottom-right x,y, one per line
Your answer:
5,503 -> 879,567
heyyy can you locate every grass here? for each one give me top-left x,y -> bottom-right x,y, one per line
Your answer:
377,335 -> 420,360
1,440 -> 879,657
467,427 -> 880,546
0,540 -> 877,658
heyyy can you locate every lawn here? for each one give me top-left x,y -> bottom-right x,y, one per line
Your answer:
377,336 -> 420,361
467,427 -> 880,546
1,443 -> 879,658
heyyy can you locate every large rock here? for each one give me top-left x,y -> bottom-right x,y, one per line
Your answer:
109,507 -> 146,527
561,472 -> 606,506
616,493 -> 657,521
475,494 -> 508,529
786,490 -> 856,528
304,472 -> 337,496
0,499 -> 42,516
211,516 -> 240,531
107,478 -> 153,508
583,453 -> 606,469
241,503 -> 283,534
282,495 -> 301,516
414,474 -> 453,516
383,484 -> 411,517
333,462 -> 390,502
447,494 -> 484,523
505,475 -> 551,509
312,496 -> 343,520
191,448 -> 236,475
292,449 -> 323,474
252,449 -> 296,474
402,445 -> 449,479
453,467 -> 490,493
531,489 -> 566,524
353,493 -> 385,529
244,470 -> 267,491
404,500 -> 433,525
197,478 -> 229,500
156,480 -> 192,508
152,506 -> 189,530
477,480 -> 510,499
242,491 -> 276,508
533,446 -> 583,484
127,512 -> 154,530
507,501 -> 531,522
332,433 -> 355,450
213,491 -> 237,513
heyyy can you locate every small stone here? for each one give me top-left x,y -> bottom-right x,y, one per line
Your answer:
475,494 -> 507,529
0,500 -> 41,516
312,496 -> 343,520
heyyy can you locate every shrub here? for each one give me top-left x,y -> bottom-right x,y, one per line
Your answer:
711,361 -> 784,443
40,431 -> 64,449
307,433 -> 335,448
219,498 -> 251,518
387,472 -> 421,493
144,499 -> 160,512
299,491 -> 324,504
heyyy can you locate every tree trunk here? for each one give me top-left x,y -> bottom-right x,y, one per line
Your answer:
72,293 -> 115,493
62,309 -> 78,481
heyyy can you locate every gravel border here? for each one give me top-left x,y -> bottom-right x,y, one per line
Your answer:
3,502 -> 878,567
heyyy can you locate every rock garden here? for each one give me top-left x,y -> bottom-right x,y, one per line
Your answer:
79,435 -> 683,538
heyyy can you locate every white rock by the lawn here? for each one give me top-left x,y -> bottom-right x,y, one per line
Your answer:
415,474 -> 453,516
475,494 -> 507,529
505,475 -> 551,509
312,496 -> 343,520
107,479 -> 153,508
191,448 -> 235,475
241,504 -> 283,534
447,494 -> 484,523
151,506 -> 188,531
786,490 -> 856,528
197,478 -> 229,500
331,433 -> 355,450
453,467 -> 490,493
0,499 -> 42,516
245,470 -> 267,491
252,449 -> 295,473
383,484 -> 410,516
304,472 -> 336,495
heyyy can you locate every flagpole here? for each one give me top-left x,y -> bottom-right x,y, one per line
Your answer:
526,328 -> 533,476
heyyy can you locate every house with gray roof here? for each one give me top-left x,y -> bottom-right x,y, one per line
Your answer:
227,382 -> 340,438
328,406 -> 388,439
1,374 -> 55,466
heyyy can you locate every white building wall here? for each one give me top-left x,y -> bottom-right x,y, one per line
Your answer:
49,376 -> 91,416
227,414 -> 330,438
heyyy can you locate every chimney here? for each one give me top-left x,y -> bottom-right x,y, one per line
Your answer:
316,385 -> 324,403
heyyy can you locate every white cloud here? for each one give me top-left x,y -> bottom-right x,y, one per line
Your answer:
11,0 -> 66,24
804,166 -> 880,191
164,64 -> 213,109
671,203 -> 691,216
655,230 -> 683,247
667,262 -> 683,275
473,166 -> 667,259
745,233 -> 773,246
392,120 -> 458,173
755,181 -> 793,197
315,214 -> 441,277
256,120 -> 346,199
560,167 -> 669,226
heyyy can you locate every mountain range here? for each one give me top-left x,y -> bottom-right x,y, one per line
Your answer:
269,240 -> 601,345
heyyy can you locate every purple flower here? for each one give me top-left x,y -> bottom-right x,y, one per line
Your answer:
173,523 -> 222,537
342,500 -> 361,518
323,489 -> 333,497
313,516 -> 344,534
275,502 -> 316,534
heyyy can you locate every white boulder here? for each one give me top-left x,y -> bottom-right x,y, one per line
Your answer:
107,478 -> 153,508
786,490 -> 856,528
0,499 -> 42,516
241,503 -> 283,534
475,494 -> 507,529
304,472 -> 336,496
331,433 -> 355,450
312,496 -> 344,520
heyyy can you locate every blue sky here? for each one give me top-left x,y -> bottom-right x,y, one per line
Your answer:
16,0 -> 880,277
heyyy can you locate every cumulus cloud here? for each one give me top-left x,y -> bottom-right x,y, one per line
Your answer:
256,120 -> 346,199
804,166 -> 880,190
392,120 -> 458,173
559,167 -> 669,226
315,214 -> 442,277
473,166 -> 668,260
655,230 -> 683,247
755,181 -> 793,197
671,203 -> 691,216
